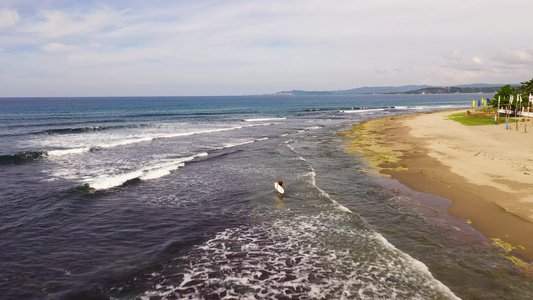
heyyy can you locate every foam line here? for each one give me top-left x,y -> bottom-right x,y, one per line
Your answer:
38,125 -> 269,158
243,117 -> 286,122
340,108 -> 385,113
211,137 -> 269,151
99,136 -> 154,149
158,127 -> 243,139
372,233 -> 461,300
87,170 -> 144,190
306,166 -> 353,214
284,140 -> 353,214
47,147 -> 91,156
285,139 -> 353,213
84,153 -> 208,190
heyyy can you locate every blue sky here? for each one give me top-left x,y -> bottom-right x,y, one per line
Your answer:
1,0 -> 532,96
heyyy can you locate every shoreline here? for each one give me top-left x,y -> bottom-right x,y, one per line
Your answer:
341,109 -> 533,266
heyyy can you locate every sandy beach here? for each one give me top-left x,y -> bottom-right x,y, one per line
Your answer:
342,110 -> 533,263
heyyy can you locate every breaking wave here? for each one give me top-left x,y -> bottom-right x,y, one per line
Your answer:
0,151 -> 48,164
83,153 -> 208,190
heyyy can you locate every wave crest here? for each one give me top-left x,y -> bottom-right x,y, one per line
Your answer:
83,152 -> 208,191
0,151 -> 48,164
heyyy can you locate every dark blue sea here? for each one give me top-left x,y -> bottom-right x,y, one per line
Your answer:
1,94 -> 531,299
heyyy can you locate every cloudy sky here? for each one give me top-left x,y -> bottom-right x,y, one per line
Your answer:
1,0 -> 532,97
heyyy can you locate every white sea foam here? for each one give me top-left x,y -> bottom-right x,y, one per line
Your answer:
158,126 -> 243,139
285,142 -> 295,151
340,108 -> 385,113
212,137 -> 268,151
140,163 -> 185,181
372,233 -> 461,300
393,105 -> 458,111
99,136 -> 154,149
283,139 -> 353,213
40,124 -> 269,158
87,170 -> 144,190
135,212 -> 460,299
85,153 -> 208,190
246,122 -> 278,127
44,136 -> 154,157
47,147 -> 91,156
306,166 -> 353,214
244,117 -> 286,122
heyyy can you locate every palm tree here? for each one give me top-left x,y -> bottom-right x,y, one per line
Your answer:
520,78 -> 533,94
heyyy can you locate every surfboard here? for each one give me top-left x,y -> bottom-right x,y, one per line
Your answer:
275,182 -> 284,194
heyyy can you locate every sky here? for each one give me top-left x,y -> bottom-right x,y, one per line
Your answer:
1,0 -> 532,97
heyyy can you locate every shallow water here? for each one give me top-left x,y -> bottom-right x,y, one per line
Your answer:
1,94 -> 532,299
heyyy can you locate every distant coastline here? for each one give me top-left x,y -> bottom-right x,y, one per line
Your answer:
275,83 -> 516,96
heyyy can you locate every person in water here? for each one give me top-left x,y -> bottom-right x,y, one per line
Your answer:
277,179 -> 287,196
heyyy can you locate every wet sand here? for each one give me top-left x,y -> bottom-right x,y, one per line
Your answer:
342,110 -> 533,263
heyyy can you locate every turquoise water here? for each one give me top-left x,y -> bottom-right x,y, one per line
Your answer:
1,94 -> 532,299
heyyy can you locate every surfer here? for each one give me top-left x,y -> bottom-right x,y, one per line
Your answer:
277,179 -> 286,197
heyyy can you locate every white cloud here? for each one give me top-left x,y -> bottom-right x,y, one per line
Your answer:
491,48 -> 533,67
20,8 -> 125,38
443,50 -> 486,72
1,0 -> 533,96
41,42 -> 75,53
0,8 -> 19,29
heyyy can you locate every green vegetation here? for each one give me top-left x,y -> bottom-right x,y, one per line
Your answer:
339,117 -> 407,176
492,78 -> 533,108
447,112 -> 518,126
447,112 -> 497,126
493,85 -> 518,107
403,86 -> 501,94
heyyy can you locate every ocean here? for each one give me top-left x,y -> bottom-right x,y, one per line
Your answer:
1,94 -> 531,299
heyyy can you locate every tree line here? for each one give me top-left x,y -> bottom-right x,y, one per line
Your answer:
492,78 -> 533,108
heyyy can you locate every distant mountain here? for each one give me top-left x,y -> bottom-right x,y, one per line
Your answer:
335,85 -> 432,94
275,85 -> 431,95
274,84 -> 510,96
454,83 -> 509,88
402,86 -> 503,94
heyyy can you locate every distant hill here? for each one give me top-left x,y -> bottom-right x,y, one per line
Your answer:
274,84 -> 510,95
335,85 -> 432,94
401,86 -> 503,94
275,85 -> 431,95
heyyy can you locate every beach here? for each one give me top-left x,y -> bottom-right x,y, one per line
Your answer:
6,95 -> 533,299
344,109 -> 533,264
